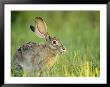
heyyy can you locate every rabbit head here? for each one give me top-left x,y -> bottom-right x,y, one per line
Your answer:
30,17 -> 66,54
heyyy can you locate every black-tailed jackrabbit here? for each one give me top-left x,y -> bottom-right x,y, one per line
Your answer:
12,17 -> 66,77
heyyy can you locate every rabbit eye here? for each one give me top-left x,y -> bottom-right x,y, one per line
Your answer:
52,40 -> 57,44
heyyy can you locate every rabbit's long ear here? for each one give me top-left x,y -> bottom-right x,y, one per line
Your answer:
34,17 -> 47,38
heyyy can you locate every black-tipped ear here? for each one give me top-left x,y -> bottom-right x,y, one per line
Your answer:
30,25 -> 35,32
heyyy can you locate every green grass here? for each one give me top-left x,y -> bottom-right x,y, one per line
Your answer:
11,11 -> 100,77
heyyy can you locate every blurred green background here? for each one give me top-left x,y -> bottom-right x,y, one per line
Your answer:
11,11 -> 100,77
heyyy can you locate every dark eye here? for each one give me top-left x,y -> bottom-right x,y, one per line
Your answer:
52,40 -> 57,44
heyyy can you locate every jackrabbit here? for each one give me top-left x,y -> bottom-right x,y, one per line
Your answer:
12,17 -> 66,77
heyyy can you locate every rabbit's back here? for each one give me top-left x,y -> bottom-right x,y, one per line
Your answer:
14,42 -> 58,71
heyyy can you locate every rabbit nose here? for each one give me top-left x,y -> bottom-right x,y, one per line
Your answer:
62,47 -> 66,52
62,48 -> 65,50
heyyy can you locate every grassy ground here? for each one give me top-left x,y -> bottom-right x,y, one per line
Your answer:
11,11 -> 100,77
